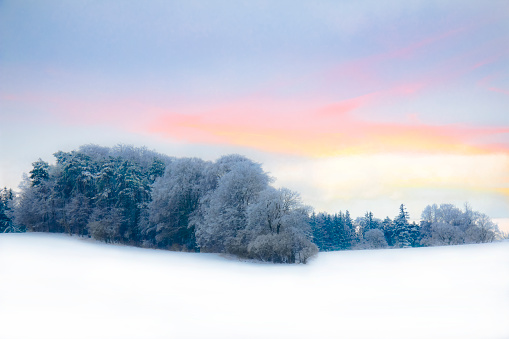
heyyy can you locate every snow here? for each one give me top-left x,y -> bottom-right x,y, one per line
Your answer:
1,233 -> 508,339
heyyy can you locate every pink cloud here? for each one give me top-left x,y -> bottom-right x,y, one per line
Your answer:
144,97 -> 509,157
3,88 -> 508,157
488,87 -> 509,95
6,79 -> 509,155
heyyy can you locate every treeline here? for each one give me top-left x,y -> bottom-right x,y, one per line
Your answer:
311,203 -> 500,251
2,145 -> 317,263
0,144 -> 501,263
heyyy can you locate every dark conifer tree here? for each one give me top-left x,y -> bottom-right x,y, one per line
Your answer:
0,188 -> 16,233
29,159 -> 50,187
394,204 -> 412,248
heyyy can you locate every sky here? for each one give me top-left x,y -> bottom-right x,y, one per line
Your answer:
1,0 -> 508,220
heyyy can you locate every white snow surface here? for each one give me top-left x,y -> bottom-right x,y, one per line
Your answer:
1,233 -> 508,339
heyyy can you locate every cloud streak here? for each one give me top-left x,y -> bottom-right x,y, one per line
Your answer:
3,88 -> 508,158
146,106 -> 509,157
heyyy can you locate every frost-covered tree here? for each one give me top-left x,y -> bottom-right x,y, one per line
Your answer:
359,229 -> 388,249
309,212 -> 324,249
381,216 -> 395,246
419,203 -> 498,246
87,207 -> 123,243
115,159 -> 151,243
191,156 -> 270,254
29,159 -> 50,187
355,211 -> 383,246
247,187 -> 302,235
393,204 -> 412,248
0,187 -> 19,233
14,171 -> 59,233
360,211 -> 379,233
59,193 -> 91,236
312,213 -> 332,251
13,145 -> 168,240
465,212 -> 499,243
15,159 -> 61,233
53,151 -> 94,199
309,210 -> 353,251
14,142 -> 503,262
246,187 -> 317,263
427,222 -> 463,246
145,158 -> 209,250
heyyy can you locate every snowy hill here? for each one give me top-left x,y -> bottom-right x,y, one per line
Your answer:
1,233 -> 508,339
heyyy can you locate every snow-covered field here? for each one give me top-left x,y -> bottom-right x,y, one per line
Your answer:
1,233 -> 508,339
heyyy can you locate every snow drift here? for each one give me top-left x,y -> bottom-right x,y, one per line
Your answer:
1,233 -> 508,339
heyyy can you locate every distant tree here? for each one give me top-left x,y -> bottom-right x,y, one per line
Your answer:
408,221 -> 421,246
465,212 -> 499,243
337,211 -> 353,250
309,212 -> 325,250
426,222 -> 463,246
362,211 -> 378,232
360,229 -> 388,249
352,217 -> 363,246
419,203 -> 498,246
394,204 -> 412,248
421,204 -> 439,224
381,216 -> 396,246
309,210 -> 354,251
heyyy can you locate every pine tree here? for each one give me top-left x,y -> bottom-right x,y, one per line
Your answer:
0,188 -> 16,233
343,210 -> 354,249
148,158 -> 166,183
146,158 -> 207,250
337,211 -> 352,250
382,216 -> 396,246
394,204 -> 411,248
364,211 -> 374,232
310,212 -> 330,251
29,159 -> 50,187
408,221 -> 421,247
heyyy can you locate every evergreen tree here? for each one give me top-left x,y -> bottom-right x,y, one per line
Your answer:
394,204 -> 411,248
364,211 -> 375,232
148,158 -> 166,183
344,210 -> 356,247
382,216 -> 396,247
146,158 -> 208,250
309,212 -> 324,250
408,221 -> 421,247
335,211 -> 351,250
0,188 -> 17,233
29,159 -> 50,187
310,213 -> 331,251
